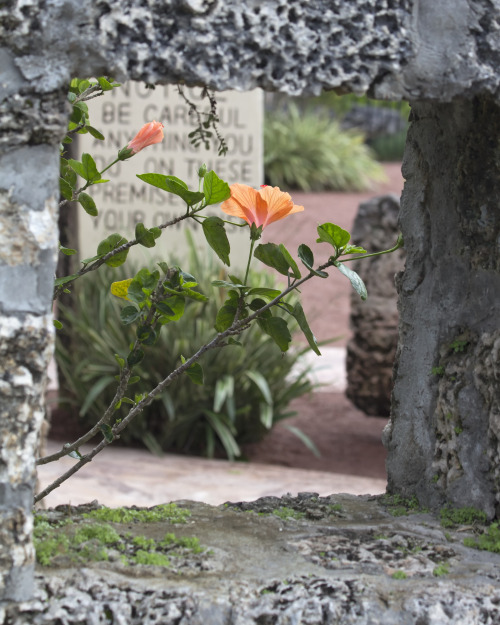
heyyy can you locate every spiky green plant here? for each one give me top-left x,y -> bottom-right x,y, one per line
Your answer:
264,104 -> 385,192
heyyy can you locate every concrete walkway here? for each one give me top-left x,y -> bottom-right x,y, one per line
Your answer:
37,439 -> 386,508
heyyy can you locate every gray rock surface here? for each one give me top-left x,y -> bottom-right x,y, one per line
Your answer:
346,195 -> 405,416
386,97 -> 500,517
2,496 -> 500,624
2,0 -> 500,604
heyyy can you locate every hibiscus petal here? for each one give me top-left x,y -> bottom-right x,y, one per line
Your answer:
220,184 -> 260,224
259,186 -> 303,227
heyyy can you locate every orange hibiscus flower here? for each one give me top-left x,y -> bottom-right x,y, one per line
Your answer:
220,184 -> 304,229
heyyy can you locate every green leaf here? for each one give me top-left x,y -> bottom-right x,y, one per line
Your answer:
212,279 -> 247,289
86,125 -> 105,140
334,261 -> 368,300
98,77 -> 113,91
279,244 -> 301,279
60,177 -> 73,200
203,170 -> 231,205
100,423 -> 114,442
203,410 -> 240,460
136,325 -> 157,345
342,244 -> 367,255
69,153 -> 100,183
157,296 -> 185,323
128,376 -> 141,385
215,303 -> 238,332
254,243 -> 290,276
284,424 -> 321,457
78,192 -> 98,217
291,302 -> 321,356
127,349 -> 145,367
202,216 -> 230,266
120,305 -> 141,325
59,244 -> 77,256
135,222 -> 157,248
96,233 -> 129,267
185,362 -> 204,385
297,244 -> 328,278
181,287 -> 209,302
258,316 -> 292,352
248,287 -> 281,300
67,449 -> 83,460
78,79 -> 91,93
126,280 -> 147,305
54,274 -> 78,287
316,223 -> 351,250
245,370 -> 273,405
53,319 -> 63,330
136,174 -> 205,206
114,354 -> 125,368
156,301 -> 175,316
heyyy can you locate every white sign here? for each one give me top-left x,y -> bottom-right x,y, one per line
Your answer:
77,83 -> 263,269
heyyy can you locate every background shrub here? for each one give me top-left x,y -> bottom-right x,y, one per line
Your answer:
264,103 -> 385,192
55,236 -> 317,460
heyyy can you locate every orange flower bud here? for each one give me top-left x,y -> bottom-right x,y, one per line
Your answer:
118,121 -> 164,160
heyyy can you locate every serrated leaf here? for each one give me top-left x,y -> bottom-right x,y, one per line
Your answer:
258,316 -> 292,352
203,170 -> 231,205
297,244 -> 328,278
291,302 -> 321,356
78,192 -> 98,216
317,223 -> 351,251
97,233 -> 129,267
136,173 -> 205,206
334,261 -> 368,300
135,222 -> 156,248
120,305 -> 141,325
254,243 -> 290,276
202,216 -> 230,265
279,244 -> 301,279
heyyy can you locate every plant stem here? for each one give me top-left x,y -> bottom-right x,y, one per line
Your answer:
340,236 -> 404,262
243,239 -> 256,285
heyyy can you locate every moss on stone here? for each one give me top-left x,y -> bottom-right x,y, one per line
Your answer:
463,523 -> 500,553
82,503 -> 191,524
440,506 -> 487,528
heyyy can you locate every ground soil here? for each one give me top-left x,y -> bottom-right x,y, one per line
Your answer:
243,163 -> 404,478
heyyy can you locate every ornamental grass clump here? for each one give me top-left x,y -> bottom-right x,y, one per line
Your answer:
55,236 -> 316,460
264,103 -> 385,192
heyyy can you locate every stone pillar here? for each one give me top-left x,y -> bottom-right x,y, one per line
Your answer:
0,51 -> 64,600
346,195 -> 404,417
386,97 -> 500,518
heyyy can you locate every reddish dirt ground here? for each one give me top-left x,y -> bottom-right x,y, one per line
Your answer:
244,163 -> 404,477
